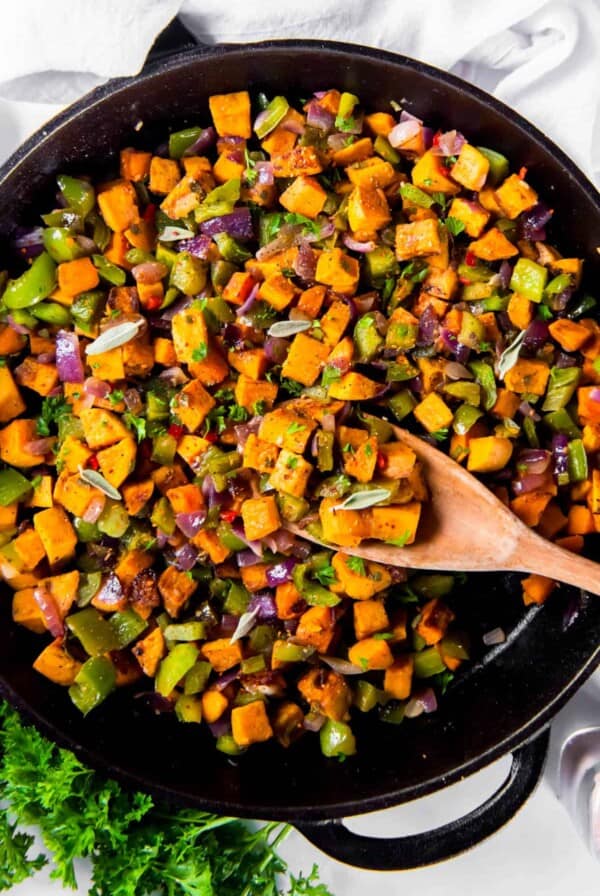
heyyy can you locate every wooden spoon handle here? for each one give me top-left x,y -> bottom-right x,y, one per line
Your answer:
511,532 -> 600,596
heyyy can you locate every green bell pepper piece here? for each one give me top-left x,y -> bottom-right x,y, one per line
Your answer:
384,314 -> 417,353
146,390 -> 171,422
568,294 -> 597,319
195,180 -> 241,224
184,661 -> 212,695
3,252 -> 56,309
276,493 -> 310,524
365,246 -> 398,284
379,701 -> 406,725
216,734 -> 245,756
213,232 -> 252,265
354,313 -> 385,359
411,574 -> 455,600
73,517 -> 101,544
57,175 -> 95,218
444,381 -> 481,406
42,227 -> 86,263
457,261 -> 493,283
164,621 -> 208,642
510,258 -> 548,303
476,147 -> 509,185
77,571 -> 102,607
151,496 -> 176,536
413,646 -> 447,678
292,562 -> 340,607
374,135 -> 400,164
439,633 -> 470,660
155,243 -> 178,270
151,432 -> 177,466
314,473 -> 352,500
458,311 -> 486,350
567,438 -> 588,483
169,127 -> 203,159
30,301 -> 71,326
453,402 -> 484,435
175,693 -> 203,723
170,252 -> 207,295
386,357 -> 419,383
271,641 -> 315,664
223,581 -> 250,616
70,289 -> 106,335
399,182 -> 434,208
542,366 -> 581,413
241,655 -> 267,675
320,719 -> 356,758
543,408 -> 581,438
202,295 -> 236,329
315,430 -> 334,473
469,360 -> 497,412
67,607 -> 121,655
0,469 -> 32,506
111,608 -> 147,648
248,624 -> 277,654
388,389 -> 417,422
523,416 -> 540,448
8,308 -> 37,329
69,656 -> 116,716
255,96 -> 289,139
92,254 -> 126,286
156,643 -> 199,696
210,260 -> 238,294
97,503 -> 129,538
354,680 -> 388,712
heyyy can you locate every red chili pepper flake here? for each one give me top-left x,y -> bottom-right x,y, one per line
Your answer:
465,250 -> 476,267
518,166 -> 528,180
168,424 -> 184,439
204,431 -> 218,443
459,276 -> 471,285
376,451 -> 388,471
145,295 -> 162,311
432,130 -> 442,146
87,455 -> 99,471
220,510 -> 237,523
143,203 -> 156,222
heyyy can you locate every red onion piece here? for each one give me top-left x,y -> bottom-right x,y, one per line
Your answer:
389,119 -> 420,148
405,687 -> 438,718
552,433 -> 569,479
498,260 -> 514,290
520,202 -> 553,241
7,314 -> 31,335
445,360 -> 474,380
247,591 -> 278,621
281,116 -> 305,135
182,126 -> 216,157
177,233 -> 213,259
208,717 -> 231,738
262,527 -> 297,555
303,711 -> 326,732
264,335 -> 290,365
518,449 -> 551,475
132,261 -> 167,284
214,667 -> 240,691
590,387 -> 600,403
399,109 -> 423,125
56,329 -> 84,384
175,510 -> 207,538
82,494 -> 105,523
306,100 -> 334,132
523,319 -> 549,351
417,305 -> 439,347
353,293 -> 378,314
174,543 -> 198,571
13,225 -> 44,252
24,437 -> 54,456
94,573 -> 123,609
161,296 -> 192,321
266,558 -> 298,588
321,414 -> 335,433
158,366 -> 189,385
235,282 -> 259,317
327,133 -> 348,153
431,130 -> 466,157
84,376 -> 111,399
293,242 -> 317,281
33,586 -> 64,638
320,655 -> 364,675
518,400 -> 541,422
236,549 -> 265,568
255,161 -> 274,185
512,472 -> 549,496
37,351 -> 56,365
231,522 -> 263,556
233,416 -> 262,450
123,388 -> 143,415
200,207 -> 254,242
440,328 -> 470,364
155,530 -> 169,549
342,233 -> 376,253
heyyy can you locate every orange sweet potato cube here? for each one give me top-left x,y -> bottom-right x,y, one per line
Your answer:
281,333 -> 330,386
209,91 -> 252,138
384,655 -> 414,700
347,185 -> 391,233
258,273 -> 298,311
98,179 -> 139,231
395,218 -> 443,261
241,495 -> 281,541
231,700 -> 273,746
279,175 -> 327,219
469,227 -> 518,261
450,144 -> 490,191
315,249 -> 360,296
447,198 -> 490,238
353,599 -> 389,641
494,174 -> 538,219
149,157 -> 181,195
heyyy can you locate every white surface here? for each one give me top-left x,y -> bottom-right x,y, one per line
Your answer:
2,1 -> 600,892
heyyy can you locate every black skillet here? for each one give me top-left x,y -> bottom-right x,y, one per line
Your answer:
0,19 -> 599,871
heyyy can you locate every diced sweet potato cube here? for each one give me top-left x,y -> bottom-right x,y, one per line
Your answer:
201,689 -> 228,723
494,174 -> 538,219
330,552 -> 392,599
508,293 -> 534,330
275,581 -> 305,619
33,506 -> 76,566
319,497 -> 368,548
87,347 -> 125,382
271,146 -> 323,177
297,284 -> 326,318
158,566 -> 197,618
242,433 -> 280,474
568,504 -> 595,535
281,333 -> 330,386
378,441 -> 417,479
467,436 -> 514,473
327,372 -> 380,400
315,249 -> 360,296
395,218 -> 442,261
201,637 -> 243,673
172,379 -> 216,432
279,175 -> 327,218
411,150 -> 460,195
353,599 -> 389,640
96,437 -> 136,488
414,393 -> 453,433
231,700 -> 273,746
447,198 -> 490,238
346,156 -> 395,189
149,157 -> 180,195
295,605 -> 336,654
384,655 -> 414,700
259,409 -> 316,453
549,318 -> 592,352
416,598 -> 455,645
332,137 -> 374,166
228,348 -> 268,380
469,227 -> 518,261
213,152 -> 244,184
491,389 -> 521,419
192,528 -> 231,564
98,179 -> 139,232
171,303 -> 209,364
13,528 -> 46,571
132,627 -> 165,677
504,359 -> 550,396
234,374 -> 278,413
33,639 -> 82,686
120,147 -> 152,182
347,185 -> 391,233
12,588 -> 45,633
122,479 -> 154,516
348,637 -> 393,671
297,667 -> 351,720
57,256 -> 100,298
80,408 -> 130,450
522,573 -> 556,606
450,144 -> 490,191
320,301 -> 352,347
368,502 -> 422,545
240,563 -> 270,592
258,273 -> 298,311
269,450 -> 313,498
272,701 -> 304,747
209,91 -> 252,138
222,271 -> 257,306
0,419 -> 46,468
241,495 -> 281,541
0,367 -> 26,422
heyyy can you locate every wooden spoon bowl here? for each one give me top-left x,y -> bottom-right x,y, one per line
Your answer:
287,423 -> 600,595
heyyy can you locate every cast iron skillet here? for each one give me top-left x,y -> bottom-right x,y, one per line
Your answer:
0,20 -> 599,871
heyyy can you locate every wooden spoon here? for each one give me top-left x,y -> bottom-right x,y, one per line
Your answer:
286,424 -> 600,596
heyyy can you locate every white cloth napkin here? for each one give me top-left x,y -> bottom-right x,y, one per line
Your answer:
0,0 -> 598,183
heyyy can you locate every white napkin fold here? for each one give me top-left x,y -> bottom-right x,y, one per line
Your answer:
0,0 -> 598,186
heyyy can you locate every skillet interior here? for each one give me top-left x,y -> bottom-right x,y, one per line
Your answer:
0,40 -> 599,821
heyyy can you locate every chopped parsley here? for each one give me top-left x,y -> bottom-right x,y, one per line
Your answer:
431,428 -> 449,442
364,443 -> 373,458
191,342 -> 208,363
385,529 -> 412,547
285,455 -> 299,469
280,378 -> 304,397
373,632 -> 394,641
444,216 -> 466,236
346,556 -> 366,575
335,115 -> 359,133
286,421 -> 306,435
283,213 -> 321,237
108,389 -> 124,405
359,657 -> 369,671
123,412 -> 147,442
243,148 -> 258,185
314,563 -> 336,587
37,396 -> 70,437
321,366 -> 341,389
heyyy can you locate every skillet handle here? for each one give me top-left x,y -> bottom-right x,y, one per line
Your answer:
295,729 -> 549,871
